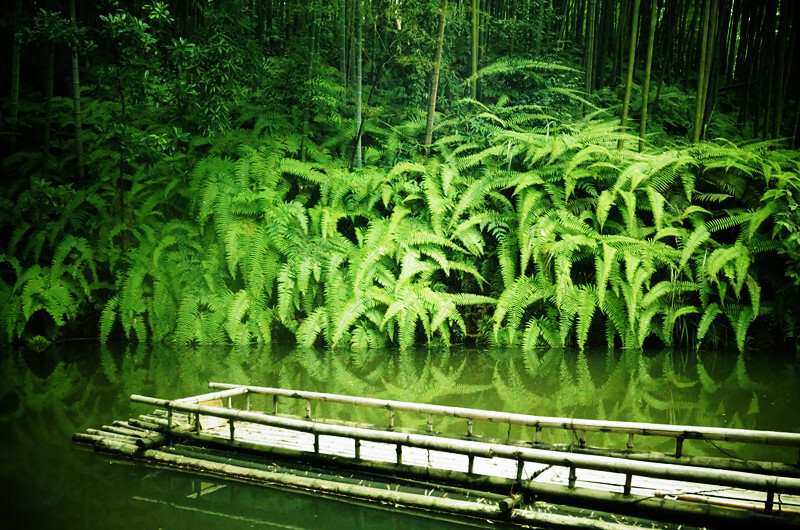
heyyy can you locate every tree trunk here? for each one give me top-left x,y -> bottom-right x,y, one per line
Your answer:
738,1 -> 762,131
771,0 -> 786,139
256,0 -> 265,48
355,0 -> 363,168
652,0 -> 673,113
70,0 -> 85,182
594,0 -> 612,89
43,45 -> 54,178
613,0 -> 629,84
700,0 -> 719,141
339,0 -> 347,96
583,0 -> 597,116
560,0 -> 571,43
761,0 -> 777,140
701,0 -> 721,136
618,0 -> 641,149
683,1 -> 699,87
424,0 -> 448,157
781,2 -> 797,142
725,0 -> 741,84
692,0 -> 710,143
9,0 -> 22,152
471,0 -> 479,99
638,0 -> 658,152
534,0 -> 544,54
575,0 -> 585,45
301,12 -> 316,162
348,0 -> 356,102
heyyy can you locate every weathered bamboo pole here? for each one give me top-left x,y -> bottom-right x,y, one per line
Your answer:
183,432 -> 799,529
172,387 -> 248,404
204,384 -> 800,448
141,448 -> 641,530
130,395 -> 800,496
655,490 -> 800,516
102,424 -> 150,438
165,442 -> 509,504
85,428 -> 141,444
573,444 -> 800,477
95,438 -> 140,455
128,417 -> 163,431
80,427 -> 165,449
73,432 -> 117,445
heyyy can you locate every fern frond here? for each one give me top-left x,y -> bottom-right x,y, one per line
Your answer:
100,296 -> 119,342
679,226 -> 710,270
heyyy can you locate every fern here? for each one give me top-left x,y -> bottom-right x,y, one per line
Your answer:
696,302 -> 722,345
725,305 -> 756,353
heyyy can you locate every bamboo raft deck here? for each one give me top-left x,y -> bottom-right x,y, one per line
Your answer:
73,382 -> 800,529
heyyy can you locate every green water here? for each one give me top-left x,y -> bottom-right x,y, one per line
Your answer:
1,343 -> 798,529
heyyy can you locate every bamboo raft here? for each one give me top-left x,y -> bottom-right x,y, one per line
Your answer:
73,382 -> 800,529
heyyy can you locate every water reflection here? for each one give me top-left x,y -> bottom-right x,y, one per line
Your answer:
1,343 -> 798,528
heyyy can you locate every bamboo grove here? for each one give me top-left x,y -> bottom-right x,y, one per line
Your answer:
1,0 -> 800,353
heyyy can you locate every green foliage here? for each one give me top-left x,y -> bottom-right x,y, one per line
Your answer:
485,114 -> 800,353
0,236 -> 97,345
3,0 -> 800,354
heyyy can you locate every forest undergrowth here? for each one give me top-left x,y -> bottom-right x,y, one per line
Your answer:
2,1 -> 800,354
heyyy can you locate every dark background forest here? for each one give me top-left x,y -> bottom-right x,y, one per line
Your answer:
2,0 -> 800,354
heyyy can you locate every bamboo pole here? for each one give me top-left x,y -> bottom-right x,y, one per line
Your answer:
95,438 -> 140,455
128,418 -> 163,431
655,490 -> 800,516
183,431 -> 799,529
166,442 -> 509,505
172,387 -> 248,404
83,427 -> 165,448
141,448 -> 642,530
424,0 -> 448,157
573,444 -> 800,477
102,424 -> 150,437
618,0 -> 641,149
130,395 -> 800,496
85,428 -> 141,443
203,384 -> 800,448
73,432 -> 120,445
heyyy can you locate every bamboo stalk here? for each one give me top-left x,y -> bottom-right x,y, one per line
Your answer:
424,0 -> 448,157
131,395 -> 800,496
203,384 -> 800,448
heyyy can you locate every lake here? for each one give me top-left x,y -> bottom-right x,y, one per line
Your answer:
2,343 -> 798,528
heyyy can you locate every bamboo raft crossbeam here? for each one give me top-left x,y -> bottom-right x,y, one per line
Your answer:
205,383 -> 800,458
73,383 -> 800,529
